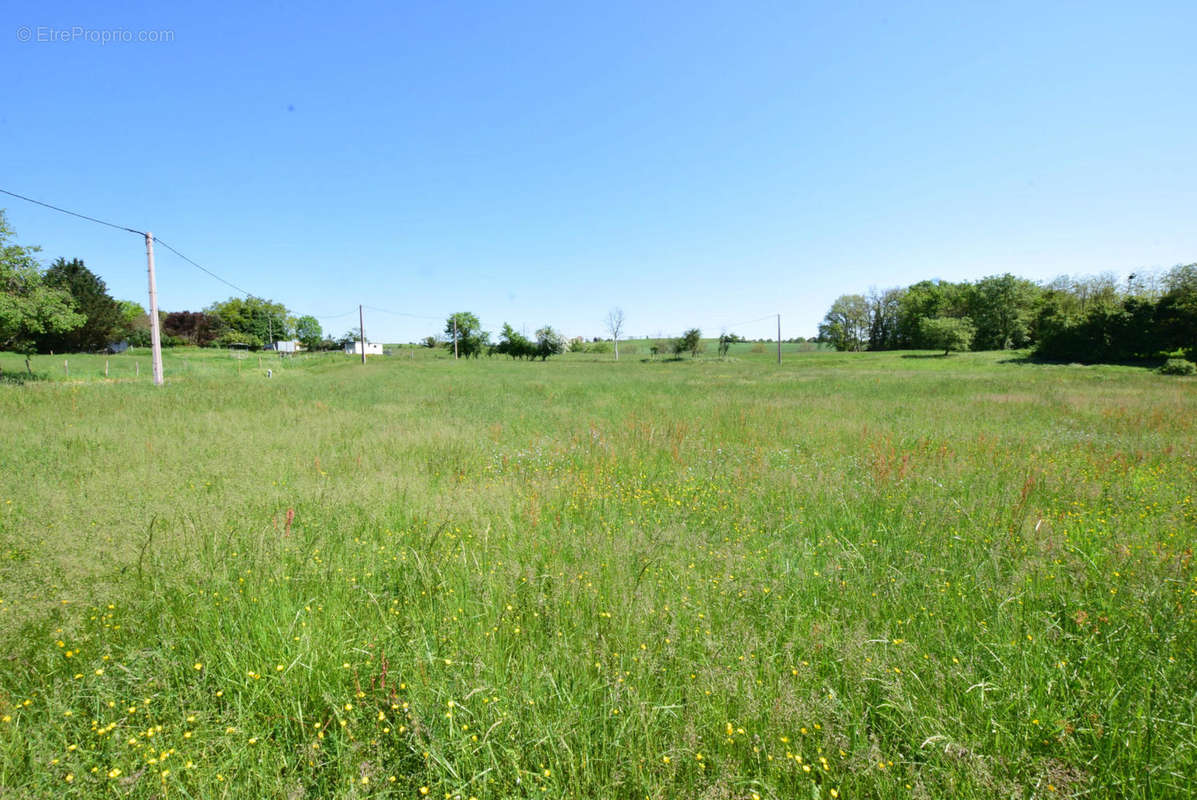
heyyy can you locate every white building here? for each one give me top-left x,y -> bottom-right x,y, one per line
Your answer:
344,341 -> 384,355
267,340 -> 302,354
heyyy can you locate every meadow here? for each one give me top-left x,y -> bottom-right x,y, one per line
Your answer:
0,347 -> 1193,799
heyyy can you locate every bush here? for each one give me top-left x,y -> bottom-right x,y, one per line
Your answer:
213,331 -> 264,351
1158,358 -> 1195,376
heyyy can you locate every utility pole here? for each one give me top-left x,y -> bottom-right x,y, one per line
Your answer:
453,317 -> 459,360
776,314 -> 782,365
359,304 -> 366,364
145,233 -> 164,385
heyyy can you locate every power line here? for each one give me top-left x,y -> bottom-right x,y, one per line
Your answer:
0,187 -> 145,236
151,236 -> 256,297
3,186 -> 795,342
0,186 -> 257,298
309,309 -> 359,320
720,313 -> 777,329
363,305 -> 443,321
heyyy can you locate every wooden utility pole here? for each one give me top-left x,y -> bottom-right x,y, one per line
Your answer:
776,314 -> 782,365
145,233 -> 164,385
359,305 -> 367,364
453,317 -> 459,360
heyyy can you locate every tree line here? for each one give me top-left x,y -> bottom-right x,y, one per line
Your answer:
428,313 -> 569,361
818,266 -> 1196,362
428,314 -> 732,362
0,210 -> 344,359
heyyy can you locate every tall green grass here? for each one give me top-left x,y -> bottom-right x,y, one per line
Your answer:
0,350 -> 1193,798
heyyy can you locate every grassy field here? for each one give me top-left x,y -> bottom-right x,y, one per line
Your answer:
0,348 -> 1193,798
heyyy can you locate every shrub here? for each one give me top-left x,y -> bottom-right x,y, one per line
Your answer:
214,331 -> 264,351
1158,358 -> 1195,376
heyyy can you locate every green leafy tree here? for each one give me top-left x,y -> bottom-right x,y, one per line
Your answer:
206,296 -> 292,346
294,315 -> 323,350
818,295 -> 869,351
115,300 -> 149,344
717,332 -> 736,357
1157,263 -> 1197,359
866,287 -> 905,350
919,316 -> 975,356
495,323 -> 534,359
963,274 -> 1042,350
36,258 -> 124,353
896,281 -> 965,348
443,312 -> 488,358
0,212 -> 84,371
678,328 -> 702,358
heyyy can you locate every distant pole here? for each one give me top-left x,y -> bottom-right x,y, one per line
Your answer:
105,359 -> 109,378
359,305 -> 367,364
776,314 -> 782,365
145,233 -> 164,386
453,318 -> 459,360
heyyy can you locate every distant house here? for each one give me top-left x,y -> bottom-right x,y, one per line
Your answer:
267,340 -> 303,354
344,341 -> 384,355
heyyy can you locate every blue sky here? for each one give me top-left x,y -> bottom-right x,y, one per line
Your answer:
3,1 -> 1195,341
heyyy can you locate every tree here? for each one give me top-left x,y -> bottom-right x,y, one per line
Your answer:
36,258 -> 124,353
534,325 -> 565,360
717,331 -> 736,357
963,274 -> 1042,350
919,316 -> 975,355
818,294 -> 869,351
294,315 -> 323,350
443,312 -> 488,359
495,323 -> 534,359
0,212 -> 84,371
115,300 -> 150,345
605,307 -> 625,361
678,328 -> 702,358
1157,263 -> 1197,359
163,311 -> 223,347
895,281 -> 965,348
866,287 -> 904,350
205,296 -> 292,346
